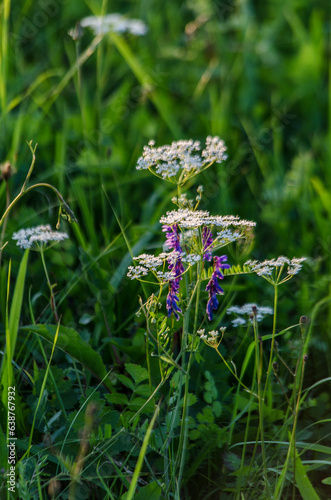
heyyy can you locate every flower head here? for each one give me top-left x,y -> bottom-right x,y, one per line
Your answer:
137,136 -> 227,184
245,256 -> 306,285
12,225 -> 69,251
206,255 -> 230,321
202,226 -> 213,261
77,14 -> 148,36
227,303 -> 273,327
198,327 -> 226,348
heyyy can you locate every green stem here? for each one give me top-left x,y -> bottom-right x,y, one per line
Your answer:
215,346 -> 257,397
0,182 -> 77,228
40,248 -> 59,323
253,318 -> 269,494
263,284 -> 278,402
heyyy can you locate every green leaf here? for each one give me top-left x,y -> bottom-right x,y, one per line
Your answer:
294,447 -> 321,500
128,397 -> 155,414
8,250 -> 29,359
133,481 -> 162,500
116,374 -> 135,391
322,477 -> 331,485
106,393 -> 129,406
21,324 -> 113,392
125,363 -> 149,386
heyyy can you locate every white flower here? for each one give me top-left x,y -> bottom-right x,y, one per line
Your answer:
198,327 -> 226,348
12,225 -> 69,250
79,14 -> 148,36
160,209 -> 256,229
245,257 -> 306,284
127,265 -> 149,280
227,303 -> 273,327
136,137 -> 227,183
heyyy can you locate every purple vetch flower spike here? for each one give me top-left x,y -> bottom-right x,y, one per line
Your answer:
163,224 -> 184,320
162,224 -> 182,252
202,226 -> 213,261
206,255 -> 230,321
166,279 -> 182,320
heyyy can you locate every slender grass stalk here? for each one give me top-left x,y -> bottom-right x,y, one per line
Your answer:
252,315 -> 269,495
22,320 -> 61,460
263,284 -> 278,404
274,356 -> 307,499
125,403 -> 160,500
39,247 -> 59,323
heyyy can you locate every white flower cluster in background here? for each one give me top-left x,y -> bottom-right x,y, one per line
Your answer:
160,209 -> 256,229
136,136 -> 227,182
78,14 -> 148,36
227,303 -> 273,327
12,225 -> 69,250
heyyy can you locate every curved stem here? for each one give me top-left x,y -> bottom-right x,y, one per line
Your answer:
0,182 -> 77,228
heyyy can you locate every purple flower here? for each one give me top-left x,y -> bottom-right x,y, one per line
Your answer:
163,224 -> 184,320
206,255 -> 230,321
162,224 -> 182,252
202,226 -> 213,261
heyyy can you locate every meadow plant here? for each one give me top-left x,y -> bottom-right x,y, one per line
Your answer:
128,136 -> 308,498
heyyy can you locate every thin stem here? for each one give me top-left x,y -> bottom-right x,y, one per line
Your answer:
20,141 -> 37,193
0,182 -> 77,228
263,284 -> 278,401
215,346 -> 257,397
176,268 -> 202,495
39,248 -> 59,323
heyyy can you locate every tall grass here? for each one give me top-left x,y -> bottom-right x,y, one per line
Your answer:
0,0 -> 330,498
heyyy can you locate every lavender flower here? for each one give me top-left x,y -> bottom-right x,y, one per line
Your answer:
202,226 -> 213,261
162,224 -> 182,252
163,225 -> 184,320
206,255 -> 230,321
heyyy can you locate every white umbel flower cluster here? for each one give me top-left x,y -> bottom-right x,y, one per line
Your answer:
12,225 -> 69,250
216,229 -> 241,246
127,250 -> 198,282
227,303 -> 273,327
245,256 -> 306,284
136,136 -> 227,183
79,14 -> 148,36
198,327 -> 226,348
160,209 -> 256,229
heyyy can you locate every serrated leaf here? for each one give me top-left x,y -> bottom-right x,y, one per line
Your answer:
21,324 -> 113,392
106,393 -> 129,406
128,397 -> 155,414
116,374 -> 135,391
125,363 -> 149,385
134,384 -> 154,397
212,401 -> 222,417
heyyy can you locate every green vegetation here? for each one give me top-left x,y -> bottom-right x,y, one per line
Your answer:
0,1 -> 330,498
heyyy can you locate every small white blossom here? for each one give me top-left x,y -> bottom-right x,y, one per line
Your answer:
127,265 -> 149,280
227,303 -> 273,327
215,229 -> 241,245
199,326 -> 227,348
79,14 -> 148,36
137,137 -> 227,183
160,209 -> 256,229
181,253 -> 201,264
12,225 -> 69,250
245,257 -> 306,284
